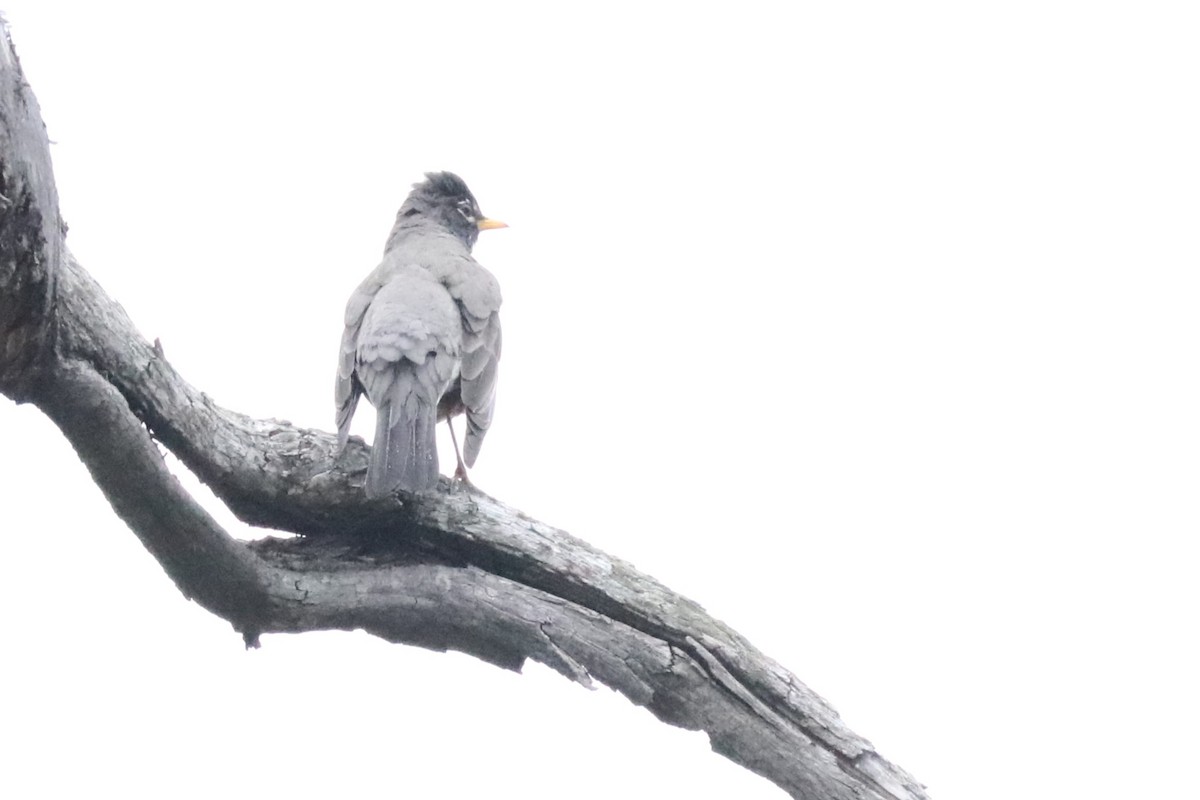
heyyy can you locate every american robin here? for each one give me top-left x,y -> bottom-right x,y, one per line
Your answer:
335,172 -> 505,496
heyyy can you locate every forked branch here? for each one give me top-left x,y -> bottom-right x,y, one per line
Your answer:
0,27 -> 926,800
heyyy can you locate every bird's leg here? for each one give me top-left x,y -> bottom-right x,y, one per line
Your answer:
446,417 -> 474,487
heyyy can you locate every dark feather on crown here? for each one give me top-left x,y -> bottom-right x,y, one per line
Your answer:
413,171 -> 475,204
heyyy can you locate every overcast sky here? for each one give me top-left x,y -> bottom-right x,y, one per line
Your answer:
2,3 -> 1197,799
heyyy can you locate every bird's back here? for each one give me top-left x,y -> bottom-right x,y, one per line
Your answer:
335,173 -> 504,496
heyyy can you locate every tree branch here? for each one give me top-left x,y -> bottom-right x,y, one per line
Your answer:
0,25 -> 927,800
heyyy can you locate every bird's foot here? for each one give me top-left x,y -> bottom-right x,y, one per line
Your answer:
452,463 -> 475,491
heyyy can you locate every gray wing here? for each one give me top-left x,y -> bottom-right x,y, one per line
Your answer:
334,275 -> 378,448
447,263 -> 502,467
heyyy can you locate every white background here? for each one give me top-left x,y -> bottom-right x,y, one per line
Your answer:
1,3 -> 1197,798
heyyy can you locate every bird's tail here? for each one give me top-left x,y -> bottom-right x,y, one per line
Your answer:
366,395 -> 439,497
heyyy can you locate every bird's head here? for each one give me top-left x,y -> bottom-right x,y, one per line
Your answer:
398,171 -> 507,249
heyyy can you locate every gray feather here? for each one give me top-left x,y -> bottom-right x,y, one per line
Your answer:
366,393 -> 439,497
335,173 -> 503,492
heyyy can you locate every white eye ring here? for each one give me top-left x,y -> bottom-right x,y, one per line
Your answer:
455,199 -> 477,223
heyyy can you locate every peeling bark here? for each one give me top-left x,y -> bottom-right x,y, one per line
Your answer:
0,29 -> 60,401
0,25 -> 927,800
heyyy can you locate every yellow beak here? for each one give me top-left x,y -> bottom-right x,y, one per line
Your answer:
477,218 -> 508,231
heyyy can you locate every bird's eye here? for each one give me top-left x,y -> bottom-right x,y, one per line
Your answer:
455,199 -> 476,223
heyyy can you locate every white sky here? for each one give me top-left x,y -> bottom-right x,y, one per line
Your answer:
1,3 -> 1197,798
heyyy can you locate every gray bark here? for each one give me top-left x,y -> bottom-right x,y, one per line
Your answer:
0,26 -> 927,800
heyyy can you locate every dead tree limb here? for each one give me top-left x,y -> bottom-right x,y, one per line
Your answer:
0,26 -> 927,800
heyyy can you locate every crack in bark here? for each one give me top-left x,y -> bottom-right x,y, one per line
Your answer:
683,635 -> 792,737
538,621 -> 594,689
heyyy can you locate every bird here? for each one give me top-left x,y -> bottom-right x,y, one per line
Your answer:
335,172 -> 505,497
